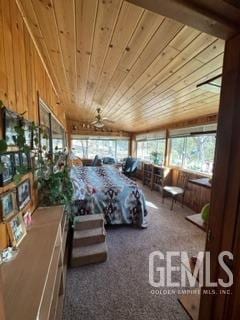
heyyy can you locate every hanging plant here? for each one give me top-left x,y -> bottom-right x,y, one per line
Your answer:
0,139 -> 7,154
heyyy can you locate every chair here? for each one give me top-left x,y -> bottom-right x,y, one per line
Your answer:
122,157 -> 138,179
162,172 -> 189,210
91,155 -> 102,166
102,156 -> 116,165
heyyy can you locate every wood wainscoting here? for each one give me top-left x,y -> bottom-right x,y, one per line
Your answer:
0,0 -> 66,126
171,168 -> 211,212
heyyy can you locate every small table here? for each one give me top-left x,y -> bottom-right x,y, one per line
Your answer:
188,178 -> 211,189
185,213 -> 207,231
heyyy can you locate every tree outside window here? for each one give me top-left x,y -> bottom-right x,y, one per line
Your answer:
71,138 -> 129,160
169,134 -> 216,174
137,139 -> 165,165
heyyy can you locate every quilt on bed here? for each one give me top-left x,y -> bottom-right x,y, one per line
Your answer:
70,166 -> 148,227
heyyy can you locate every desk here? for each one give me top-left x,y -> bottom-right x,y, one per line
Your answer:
188,178 -> 211,189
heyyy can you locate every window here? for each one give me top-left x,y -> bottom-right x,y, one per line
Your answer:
169,134 -> 216,174
71,138 -> 129,160
137,139 -> 165,165
183,135 -> 215,173
39,98 -> 66,154
51,117 -> 65,151
169,137 -> 185,167
39,101 -> 51,153
87,140 -> 116,158
71,139 -> 88,158
116,140 -> 129,159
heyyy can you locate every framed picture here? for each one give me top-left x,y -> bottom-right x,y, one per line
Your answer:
7,213 -> 26,246
20,152 -> 31,171
0,153 -> 14,186
2,107 -> 20,146
17,179 -> 31,210
22,119 -> 33,149
0,190 -> 17,222
13,152 -> 21,171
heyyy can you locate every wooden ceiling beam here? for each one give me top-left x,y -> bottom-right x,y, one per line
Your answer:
126,0 -> 239,39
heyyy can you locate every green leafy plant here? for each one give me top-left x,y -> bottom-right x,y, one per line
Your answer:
37,151 -> 73,208
0,100 -> 73,209
0,139 -> 7,153
0,101 -> 8,175
0,100 -> 36,182
12,117 -> 31,181
150,151 -> 161,165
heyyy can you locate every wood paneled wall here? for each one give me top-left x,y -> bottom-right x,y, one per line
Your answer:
0,0 -> 67,249
0,0 -> 66,126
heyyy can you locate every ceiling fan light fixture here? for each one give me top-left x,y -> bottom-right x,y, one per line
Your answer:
94,121 -> 104,128
91,107 -> 115,128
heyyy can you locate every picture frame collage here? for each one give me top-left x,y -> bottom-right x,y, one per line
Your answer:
0,179 -> 31,246
0,107 -> 34,248
0,151 -> 31,187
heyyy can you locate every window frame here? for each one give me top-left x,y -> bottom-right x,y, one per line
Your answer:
136,138 -> 166,164
168,133 -> 216,176
38,97 -> 66,155
71,136 -> 130,160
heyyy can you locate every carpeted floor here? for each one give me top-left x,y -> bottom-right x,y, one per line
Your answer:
63,183 -> 205,320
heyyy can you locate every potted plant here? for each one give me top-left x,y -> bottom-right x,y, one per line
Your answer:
37,148 -> 73,209
150,151 -> 161,165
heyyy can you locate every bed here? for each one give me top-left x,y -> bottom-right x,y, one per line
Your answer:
70,166 -> 148,228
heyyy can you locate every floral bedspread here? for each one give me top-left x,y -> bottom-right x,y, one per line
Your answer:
70,166 -> 148,227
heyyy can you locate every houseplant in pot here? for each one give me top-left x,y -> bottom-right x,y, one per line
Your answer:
150,151 -> 161,165
37,148 -> 73,209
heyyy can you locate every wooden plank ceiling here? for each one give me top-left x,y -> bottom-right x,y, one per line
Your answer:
17,0 -> 225,133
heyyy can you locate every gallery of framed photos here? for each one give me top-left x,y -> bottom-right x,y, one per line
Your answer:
0,100 -> 66,260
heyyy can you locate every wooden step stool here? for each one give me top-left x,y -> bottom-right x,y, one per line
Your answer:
71,214 -> 107,267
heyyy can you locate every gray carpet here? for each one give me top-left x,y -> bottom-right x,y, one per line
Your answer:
63,185 -> 205,320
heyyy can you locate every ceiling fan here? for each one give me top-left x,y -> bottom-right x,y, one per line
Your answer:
91,108 -> 115,128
